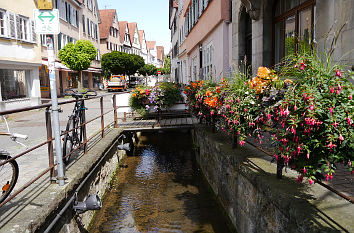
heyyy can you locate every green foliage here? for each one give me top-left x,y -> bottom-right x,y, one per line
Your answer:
139,64 -> 157,76
102,51 -> 145,77
163,56 -> 171,74
58,40 -> 97,72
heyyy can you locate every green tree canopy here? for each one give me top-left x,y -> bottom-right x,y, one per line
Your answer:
140,64 -> 157,76
58,40 -> 97,72
127,54 -> 145,76
102,52 -> 145,77
58,40 -> 97,88
163,56 -> 171,74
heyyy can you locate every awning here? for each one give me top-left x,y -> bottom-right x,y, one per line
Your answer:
41,60 -> 71,71
85,68 -> 102,73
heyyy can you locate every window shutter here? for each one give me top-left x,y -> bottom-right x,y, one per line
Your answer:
76,10 -> 79,27
31,20 -> 37,42
16,15 -> 22,39
87,18 -> 90,35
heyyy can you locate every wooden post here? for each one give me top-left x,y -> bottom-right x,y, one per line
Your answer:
45,108 -> 55,183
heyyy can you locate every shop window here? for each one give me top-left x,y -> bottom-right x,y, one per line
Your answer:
0,69 -> 28,101
274,0 -> 315,64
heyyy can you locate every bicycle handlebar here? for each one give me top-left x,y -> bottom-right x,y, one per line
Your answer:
64,89 -> 97,98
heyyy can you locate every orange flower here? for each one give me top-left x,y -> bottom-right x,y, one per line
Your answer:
206,90 -> 212,97
257,67 -> 271,79
140,90 -> 144,95
132,93 -> 137,98
216,86 -> 221,93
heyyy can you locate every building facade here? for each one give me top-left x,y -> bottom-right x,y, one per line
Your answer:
0,0 -> 41,111
99,9 -> 121,55
119,21 -> 132,53
40,0 -> 101,98
172,0 -> 232,84
169,0 -> 180,82
232,0 -> 354,76
128,22 -> 141,55
156,46 -> 165,68
138,30 -> 148,63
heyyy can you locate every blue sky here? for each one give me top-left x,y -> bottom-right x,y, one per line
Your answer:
97,0 -> 171,54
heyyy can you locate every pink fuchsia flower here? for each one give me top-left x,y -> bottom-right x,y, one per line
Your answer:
332,121 -> 338,128
291,127 -> 296,135
329,107 -> 335,115
339,134 -> 344,141
283,107 -> 290,116
337,84 -> 342,91
309,105 -> 314,111
307,153 -> 310,159
300,61 -> 306,71
330,87 -> 334,94
302,167 -> 307,174
336,90 -> 340,95
239,140 -> 245,146
350,95 -> 352,100
244,108 -> 247,112
347,117 -> 352,126
296,175 -> 303,183
326,141 -> 337,151
294,105 -> 297,111
335,69 -> 342,77
308,179 -> 314,185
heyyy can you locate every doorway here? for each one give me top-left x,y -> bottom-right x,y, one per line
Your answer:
238,6 -> 252,74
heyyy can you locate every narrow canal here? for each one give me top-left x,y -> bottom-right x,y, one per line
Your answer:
89,130 -> 233,233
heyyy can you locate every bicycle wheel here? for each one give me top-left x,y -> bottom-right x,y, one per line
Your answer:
63,116 -> 80,164
0,152 -> 19,204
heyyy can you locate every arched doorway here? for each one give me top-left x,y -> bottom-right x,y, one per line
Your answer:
238,6 -> 252,74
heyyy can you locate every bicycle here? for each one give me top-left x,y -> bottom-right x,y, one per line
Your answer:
62,89 -> 97,164
0,115 -> 27,204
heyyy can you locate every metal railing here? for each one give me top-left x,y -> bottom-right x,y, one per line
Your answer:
0,92 -> 128,208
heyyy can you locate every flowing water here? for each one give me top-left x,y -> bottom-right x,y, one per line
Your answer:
90,130 -> 233,233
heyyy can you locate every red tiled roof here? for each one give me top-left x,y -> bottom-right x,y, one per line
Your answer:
99,9 -> 116,39
146,41 -> 156,50
128,22 -> 137,44
138,30 -> 145,50
156,46 -> 164,61
173,0 -> 178,8
119,21 -> 129,43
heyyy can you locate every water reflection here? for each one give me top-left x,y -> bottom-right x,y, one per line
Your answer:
90,131 -> 233,233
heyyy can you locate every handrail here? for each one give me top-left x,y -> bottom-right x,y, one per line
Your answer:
0,92 -> 128,208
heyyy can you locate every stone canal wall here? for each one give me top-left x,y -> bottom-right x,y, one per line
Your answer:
12,128 -> 129,233
193,125 -> 353,233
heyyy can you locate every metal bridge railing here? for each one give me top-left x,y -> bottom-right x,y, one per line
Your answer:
0,93 -> 128,208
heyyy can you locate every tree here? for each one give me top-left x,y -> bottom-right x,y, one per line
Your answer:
58,40 -> 97,89
102,52 -> 145,77
138,64 -> 157,76
163,56 -> 171,75
102,51 -> 130,77
127,54 -> 145,76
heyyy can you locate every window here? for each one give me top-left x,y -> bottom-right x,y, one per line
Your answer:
202,42 -> 213,78
0,10 -> 7,37
0,69 -> 28,101
82,15 -> 85,32
274,0 -> 315,64
87,18 -> 90,36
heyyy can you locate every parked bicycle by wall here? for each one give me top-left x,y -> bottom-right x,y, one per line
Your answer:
0,115 -> 27,204
62,89 -> 97,164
